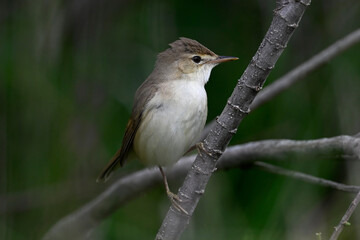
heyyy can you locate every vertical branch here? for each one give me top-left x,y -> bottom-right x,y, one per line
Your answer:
156,1 -> 312,239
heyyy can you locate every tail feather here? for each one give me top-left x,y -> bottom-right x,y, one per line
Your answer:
96,116 -> 141,182
96,150 -> 125,182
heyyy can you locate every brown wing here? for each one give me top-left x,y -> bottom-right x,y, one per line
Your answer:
96,71 -> 160,182
96,113 -> 142,182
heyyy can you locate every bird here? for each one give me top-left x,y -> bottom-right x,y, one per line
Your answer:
97,37 -> 238,213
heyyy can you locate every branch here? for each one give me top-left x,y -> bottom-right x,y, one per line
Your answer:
253,161 -> 360,193
201,28 -> 360,140
329,190 -> 360,240
329,136 -> 360,240
251,28 -> 360,109
156,1 -> 311,239
42,134 -> 360,239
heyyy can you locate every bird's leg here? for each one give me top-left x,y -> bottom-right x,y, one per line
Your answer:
184,141 -> 206,156
158,166 -> 188,214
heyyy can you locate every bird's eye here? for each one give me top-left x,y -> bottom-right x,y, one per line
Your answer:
191,56 -> 202,63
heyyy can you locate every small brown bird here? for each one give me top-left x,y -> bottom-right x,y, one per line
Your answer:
97,37 -> 237,213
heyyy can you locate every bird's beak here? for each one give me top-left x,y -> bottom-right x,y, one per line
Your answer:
209,55 -> 239,64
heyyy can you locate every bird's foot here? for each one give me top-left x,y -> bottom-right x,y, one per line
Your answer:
196,142 -> 205,152
166,190 -> 188,215
196,142 -> 208,157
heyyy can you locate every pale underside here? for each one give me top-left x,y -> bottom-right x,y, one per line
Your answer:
133,79 -> 208,167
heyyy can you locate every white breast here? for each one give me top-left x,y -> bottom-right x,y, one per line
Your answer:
133,80 -> 207,166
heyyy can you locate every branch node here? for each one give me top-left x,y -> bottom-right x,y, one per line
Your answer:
251,57 -> 269,71
227,100 -> 251,114
288,23 -> 298,29
215,118 -> 238,136
300,0 -> 311,6
229,128 -> 238,134
343,221 -> 351,226
192,164 -> 209,175
199,140 -> 224,160
179,192 -> 191,200
194,190 -> 205,195
275,42 -> 287,49
212,149 -> 224,155
241,79 -> 264,92
265,36 -> 287,49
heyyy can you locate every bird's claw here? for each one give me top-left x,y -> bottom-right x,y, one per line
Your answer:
166,190 -> 188,215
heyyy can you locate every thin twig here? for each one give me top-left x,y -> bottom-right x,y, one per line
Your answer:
251,28 -> 360,109
329,190 -> 360,240
201,28 -> 360,140
253,161 -> 360,193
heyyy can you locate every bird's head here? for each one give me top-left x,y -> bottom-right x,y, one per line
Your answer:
155,37 -> 238,84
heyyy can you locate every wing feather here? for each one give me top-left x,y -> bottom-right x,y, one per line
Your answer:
96,114 -> 142,182
97,74 -> 159,182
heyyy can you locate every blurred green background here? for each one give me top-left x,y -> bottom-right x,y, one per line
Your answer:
1,0 -> 360,239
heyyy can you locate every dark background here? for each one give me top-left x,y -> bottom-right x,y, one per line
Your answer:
1,0 -> 360,239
